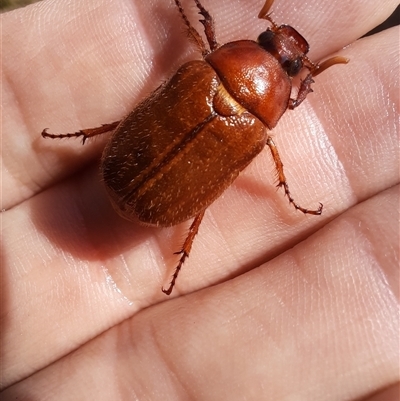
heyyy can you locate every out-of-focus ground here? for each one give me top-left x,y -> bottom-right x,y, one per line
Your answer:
1,0 -> 41,12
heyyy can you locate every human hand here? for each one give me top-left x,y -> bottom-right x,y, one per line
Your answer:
1,0 -> 398,399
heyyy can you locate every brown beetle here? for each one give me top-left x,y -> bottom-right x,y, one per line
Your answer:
42,0 -> 348,295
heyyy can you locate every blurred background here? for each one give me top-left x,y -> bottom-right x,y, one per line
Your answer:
0,0 -> 398,36
1,0 -> 39,11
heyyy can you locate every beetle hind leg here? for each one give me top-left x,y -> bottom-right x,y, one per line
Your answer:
266,137 -> 323,215
162,210 -> 206,295
41,121 -> 120,144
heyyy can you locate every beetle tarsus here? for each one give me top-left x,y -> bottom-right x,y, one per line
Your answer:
258,0 -> 276,21
162,210 -> 205,295
174,0 -> 209,56
266,137 -> 322,215
194,0 -> 218,51
41,128 -> 88,142
162,250 -> 187,295
279,181 -> 323,215
41,121 -> 120,145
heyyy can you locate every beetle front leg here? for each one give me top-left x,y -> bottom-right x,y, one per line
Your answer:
288,74 -> 314,110
194,0 -> 218,52
41,121 -> 120,144
162,209 -> 206,295
266,137 -> 323,215
174,0 -> 209,56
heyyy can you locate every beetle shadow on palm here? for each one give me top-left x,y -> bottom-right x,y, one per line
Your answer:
29,161 -> 189,296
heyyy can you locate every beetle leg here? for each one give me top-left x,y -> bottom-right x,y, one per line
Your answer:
162,209 -> 206,295
193,0 -> 218,52
288,55 -> 348,110
266,137 -> 323,215
41,121 -> 120,145
288,74 -> 314,110
258,0 -> 276,21
174,0 -> 208,56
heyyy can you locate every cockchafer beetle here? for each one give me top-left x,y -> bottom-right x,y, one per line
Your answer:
42,0 -> 348,295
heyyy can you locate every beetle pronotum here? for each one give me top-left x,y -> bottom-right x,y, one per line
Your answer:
42,0 -> 348,295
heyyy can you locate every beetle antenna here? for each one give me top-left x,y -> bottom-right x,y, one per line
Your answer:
311,56 -> 349,76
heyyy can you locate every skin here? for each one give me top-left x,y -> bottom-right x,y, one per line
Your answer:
1,0 -> 399,399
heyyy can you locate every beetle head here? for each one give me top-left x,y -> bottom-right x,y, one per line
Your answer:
257,0 -> 348,77
257,25 -> 312,77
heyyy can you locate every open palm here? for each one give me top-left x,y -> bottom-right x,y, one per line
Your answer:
1,0 -> 399,399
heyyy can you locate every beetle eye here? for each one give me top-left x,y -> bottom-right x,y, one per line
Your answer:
257,30 -> 274,52
282,58 -> 303,76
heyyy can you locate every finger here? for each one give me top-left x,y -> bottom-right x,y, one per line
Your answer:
3,185 -> 398,400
